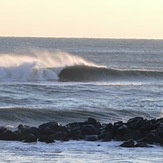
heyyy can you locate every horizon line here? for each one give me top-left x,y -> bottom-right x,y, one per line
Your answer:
0,35 -> 163,41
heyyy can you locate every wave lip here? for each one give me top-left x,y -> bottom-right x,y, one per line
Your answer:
59,65 -> 109,81
58,65 -> 163,82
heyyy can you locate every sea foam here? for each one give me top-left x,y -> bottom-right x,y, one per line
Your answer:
0,51 -> 96,82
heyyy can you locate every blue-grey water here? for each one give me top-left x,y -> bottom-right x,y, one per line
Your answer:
0,37 -> 163,162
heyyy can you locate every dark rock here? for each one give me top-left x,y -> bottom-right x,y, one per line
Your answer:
99,130 -> 113,141
0,129 -> 18,141
116,124 -> 128,135
125,130 -> 143,141
85,135 -> 98,141
0,126 -> 7,134
56,126 -> 70,134
51,132 -> 69,141
39,121 -> 60,134
114,124 -> 131,141
67,122 -> 81,130
66,122 -> 82,140
120,139 -> 150,148
38,135 -> 54,143
80,124 -> 99,136
23,133 -> 37,143
0,117 -> 162,146
18,124 -> 30,133
156,118 -> 163,124
18,125 -> 40,137
104,123 -> 113,131
127,117 -> 144,130
140,119 -> 159,133
120,139 -> 135,147
87,117 -> 97,124
142,124 -> 163,145
135,142 -> 150,147
140,132 -> 160,144
113,121 -> 123,130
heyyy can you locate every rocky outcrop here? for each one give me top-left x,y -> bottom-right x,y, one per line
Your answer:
0,117 -> 163,147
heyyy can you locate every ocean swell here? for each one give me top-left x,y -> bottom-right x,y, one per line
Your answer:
0,51 -> 163,83
0,107 -> 158,126
58,65 -> 163,82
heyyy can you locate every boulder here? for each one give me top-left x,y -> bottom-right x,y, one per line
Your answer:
85,135 -> 98,141
38,135 -> 54,143
0,126 -> 7,134
0,129 -> 18,141
120,139 -> 135,147
23,133 -> 37,143
51,132 -> 70,141
39,121 -> 60,134
99,130 -> 113,141
80,124 -> 99,136
18,124 -> 40,137
127,117 -> 144,130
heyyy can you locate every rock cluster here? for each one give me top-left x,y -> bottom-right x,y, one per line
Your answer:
0,117 -> 163,147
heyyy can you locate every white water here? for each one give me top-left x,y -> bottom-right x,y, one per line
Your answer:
0,51 -> 96,82
0,141 -> 163,163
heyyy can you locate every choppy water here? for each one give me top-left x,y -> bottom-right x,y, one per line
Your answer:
0,37 -> 163,162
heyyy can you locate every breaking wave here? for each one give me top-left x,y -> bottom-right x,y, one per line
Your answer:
0,51 -> 96,82
58,65 -> 163,82
0,51 -> 163,82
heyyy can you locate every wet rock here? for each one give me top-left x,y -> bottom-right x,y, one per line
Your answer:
120,139 -> 150,148
99,130 -> 113,141
80,124 -> 99,136
140,119 -> 158,133
0,126 -> 7,134
67,122 -> 81,130
18,124 -> 30,133
38,135 -> 54,143
23,133 -> 37,143
66,122 -> 82,140
0,129 -> 18,141
135,142 -> 149,147
0,117 -> 162,146
120,139 -> 135,147
127,117 -> 144,130
85,135 -> 98,141
139,122 -> 163,145
104,123 -> 113,131
116,124 -> 128,135
39,121 -> 60,134
51,132 -> 69,141
84,118 -> 102,130
114,121 -> 123,128
156,118 -> 163,124
18,125 -> 40,137
86,117 -> 98,125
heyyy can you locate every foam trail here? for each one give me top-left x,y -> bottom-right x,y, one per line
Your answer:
0,51 -> 98,82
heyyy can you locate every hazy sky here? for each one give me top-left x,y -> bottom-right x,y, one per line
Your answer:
0,0 -> 163,39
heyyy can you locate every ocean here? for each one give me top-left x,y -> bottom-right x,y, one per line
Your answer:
0,37 -> 163,162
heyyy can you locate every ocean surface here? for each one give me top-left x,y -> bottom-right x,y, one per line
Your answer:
0,37 -> 163,162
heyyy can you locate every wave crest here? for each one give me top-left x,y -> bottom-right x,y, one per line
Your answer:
0,51 -> 96,82
58,65 -> 163,82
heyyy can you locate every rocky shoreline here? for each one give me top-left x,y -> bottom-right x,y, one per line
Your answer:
0,117 -> 163,147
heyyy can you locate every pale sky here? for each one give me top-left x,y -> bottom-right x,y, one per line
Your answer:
0,0 -> 163,39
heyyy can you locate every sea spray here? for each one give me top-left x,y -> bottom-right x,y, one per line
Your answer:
0,51 -> 97,82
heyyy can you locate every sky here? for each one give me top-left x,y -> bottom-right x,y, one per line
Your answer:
0,0 -> 163,39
